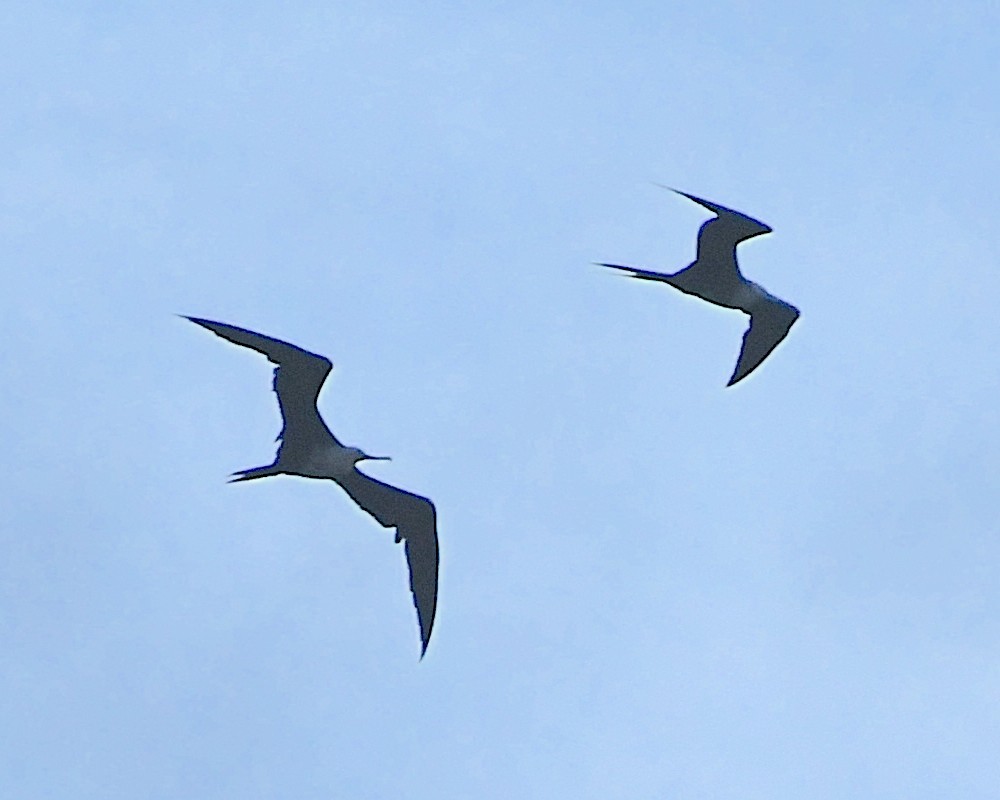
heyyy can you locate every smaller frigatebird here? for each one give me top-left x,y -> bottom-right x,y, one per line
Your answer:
600,188 -> 799,386
184,316 -> 438,657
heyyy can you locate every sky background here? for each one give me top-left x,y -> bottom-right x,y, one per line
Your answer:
1,2 -> 998,798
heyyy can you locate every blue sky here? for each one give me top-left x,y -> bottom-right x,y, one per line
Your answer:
1,2 -> 998,797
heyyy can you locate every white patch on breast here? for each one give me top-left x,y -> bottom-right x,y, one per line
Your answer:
734,281 -> 766,309
302,446 -> 356,478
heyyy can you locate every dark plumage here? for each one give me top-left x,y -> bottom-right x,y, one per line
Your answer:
600,188 -> 799,386
185,316 -> 439,657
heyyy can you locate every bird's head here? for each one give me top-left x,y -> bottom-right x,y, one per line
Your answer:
346,446 -> 391,465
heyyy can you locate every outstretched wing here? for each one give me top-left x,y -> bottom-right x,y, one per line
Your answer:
671,189 -> 771,286
600,189 -> 770,292
334,468 -> 439,657
728,300 -> 800,386
184,316 -> 338,449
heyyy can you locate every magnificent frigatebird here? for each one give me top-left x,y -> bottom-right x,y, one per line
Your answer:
184,316 -> 438,657
600,188 -> 799,386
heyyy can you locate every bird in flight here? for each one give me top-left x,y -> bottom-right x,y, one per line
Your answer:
184,316 -> 439,657
600,188 -> 799,386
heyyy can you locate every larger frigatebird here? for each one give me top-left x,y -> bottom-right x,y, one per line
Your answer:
184,316 -> 438,657
600,188 -> 799,386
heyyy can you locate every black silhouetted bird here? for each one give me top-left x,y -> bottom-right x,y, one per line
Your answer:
184,316 -> 438,657
600,188 -> 799,385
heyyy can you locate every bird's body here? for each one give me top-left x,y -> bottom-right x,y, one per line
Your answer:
601,188 -> 799,386
289,446 -> 371,480
185,316 -> 439,657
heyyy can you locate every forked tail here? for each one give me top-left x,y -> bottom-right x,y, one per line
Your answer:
597,263 -> 670,282
228,464 -> 281,483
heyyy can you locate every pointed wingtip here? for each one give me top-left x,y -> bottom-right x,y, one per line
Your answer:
181,314 -> 213,329
670,187 -> 733,217
650,182 -> 699,202
417,612 -> 434,659
597,262 -> 640,277
650,181 -> 682,196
